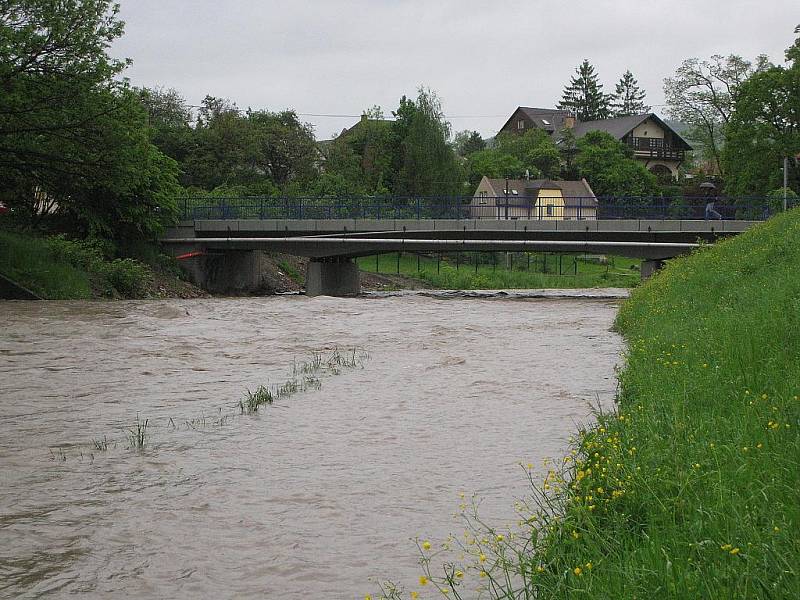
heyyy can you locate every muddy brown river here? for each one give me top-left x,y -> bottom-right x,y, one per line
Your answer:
0,294 -> 623,598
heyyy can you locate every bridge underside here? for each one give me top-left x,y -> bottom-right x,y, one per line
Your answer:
162,219 -> 756,296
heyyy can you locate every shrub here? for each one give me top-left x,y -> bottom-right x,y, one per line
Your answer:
98,258 -> 150,297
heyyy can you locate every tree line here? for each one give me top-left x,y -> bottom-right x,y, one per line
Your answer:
0,1 -> 797,243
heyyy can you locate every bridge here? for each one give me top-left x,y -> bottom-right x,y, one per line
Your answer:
162,216 -> 758,296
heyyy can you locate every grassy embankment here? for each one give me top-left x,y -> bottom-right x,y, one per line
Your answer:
394,210 -> 799,599
0,230 -> 198,299
357,252 -> 640,289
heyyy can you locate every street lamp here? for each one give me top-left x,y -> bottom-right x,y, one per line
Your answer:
504,176 -> 509,220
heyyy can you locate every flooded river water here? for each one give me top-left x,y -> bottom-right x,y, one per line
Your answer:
0,294 -> 623,598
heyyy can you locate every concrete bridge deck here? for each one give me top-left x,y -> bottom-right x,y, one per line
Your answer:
162,218 -> 758,296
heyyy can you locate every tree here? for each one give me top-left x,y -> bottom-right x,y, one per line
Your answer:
576,131 -> 659,197
183,96 -> 254,190
138,87 -> 194,173
722,28 -> 800,197
465,150 -> 526,187
559,60 -> 612,121
664,53 -> 771,175
392,88 -> 462,197
611,70 -> 650,116
453,130 -> 486,156
494,129 -> 561,179
0,1 -> 180,239
247,109 -> 317,187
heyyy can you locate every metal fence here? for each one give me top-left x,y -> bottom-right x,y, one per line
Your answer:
177,195 -> 796,222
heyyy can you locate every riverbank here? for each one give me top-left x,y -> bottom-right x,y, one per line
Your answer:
0,231 -> 206,299
357,252 -> 641,290
442,210 -> 799,597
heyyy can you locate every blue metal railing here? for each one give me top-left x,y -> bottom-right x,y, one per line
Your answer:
177,195 -> 796,222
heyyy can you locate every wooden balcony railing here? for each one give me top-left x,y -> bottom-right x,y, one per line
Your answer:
626,137 -> 685,161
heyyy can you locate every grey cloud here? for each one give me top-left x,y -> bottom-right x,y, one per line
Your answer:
112,0 -> 798,138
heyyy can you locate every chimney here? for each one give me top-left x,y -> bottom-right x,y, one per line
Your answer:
360,114 -> 368,124
563,115 -> 576,129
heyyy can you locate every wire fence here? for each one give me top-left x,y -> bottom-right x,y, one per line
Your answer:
177,195 -> 797,222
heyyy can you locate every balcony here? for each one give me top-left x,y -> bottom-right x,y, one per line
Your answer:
626,137 -> 685,161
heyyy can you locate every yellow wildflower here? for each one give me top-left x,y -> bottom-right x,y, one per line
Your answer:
410,593 -> 419,600
455,570 -> 464,579
573,567 -> 583,576
479,553 -> 486,563
419,575 -> 428,586
422,541 -> 431,551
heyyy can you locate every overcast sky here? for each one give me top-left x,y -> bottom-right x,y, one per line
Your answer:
111,0 -> 797,139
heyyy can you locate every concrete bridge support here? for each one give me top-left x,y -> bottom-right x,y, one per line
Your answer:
640,259 -> 665,280
306,258 -> 360,297
171,248 -> 274,295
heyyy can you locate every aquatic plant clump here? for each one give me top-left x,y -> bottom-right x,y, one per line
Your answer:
127,415 -> 149,450
376,210 -> 800,598
56,348 -> 368,461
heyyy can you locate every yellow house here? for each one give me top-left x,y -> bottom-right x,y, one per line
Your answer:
470,176 -> 597,220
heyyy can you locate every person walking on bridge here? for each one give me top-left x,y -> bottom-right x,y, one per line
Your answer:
701,182 -> 722,220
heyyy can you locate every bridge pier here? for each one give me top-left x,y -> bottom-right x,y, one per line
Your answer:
640,259 -> 665,279
306,258 -> 360,297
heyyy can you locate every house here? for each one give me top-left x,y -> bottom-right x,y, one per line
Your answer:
499,108 -> 692,180
470,176 -> 597,220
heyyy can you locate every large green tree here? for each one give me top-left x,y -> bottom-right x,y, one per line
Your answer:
139,86 -> 194,175
722,27 -> 800,197
559,60 -> 612,121
464,129 -> 563,188
611,70 -> 650,116
0,0 -> 179,238
664,53 -> 771,175
392,88 -> 462,197
452,130 -> 486,157
576,131 -> 658,197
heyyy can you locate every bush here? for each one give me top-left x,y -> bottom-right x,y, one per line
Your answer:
97,258 -> 150,297
45,235 -> 109,269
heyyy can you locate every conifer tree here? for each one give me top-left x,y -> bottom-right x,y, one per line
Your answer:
612,70 -> 650,116
558,60 -> 612,121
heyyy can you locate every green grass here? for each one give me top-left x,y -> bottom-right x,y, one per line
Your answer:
0,231 -> 91,299
357,252 -> 640,289
379,210 -> 800,599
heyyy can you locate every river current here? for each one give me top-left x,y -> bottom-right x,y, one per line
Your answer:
0,295 -> 623,598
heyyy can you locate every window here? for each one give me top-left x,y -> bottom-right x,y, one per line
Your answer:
546,204 -> 554,216
478,191 -> 488,205
517,119 -> 525,130
541,119 -> 550,126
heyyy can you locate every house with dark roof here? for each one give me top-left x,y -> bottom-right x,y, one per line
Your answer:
470,176 -> 597,220
499,108 -> 692,180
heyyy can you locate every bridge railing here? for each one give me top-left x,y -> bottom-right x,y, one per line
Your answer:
177,195 -> 796,222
